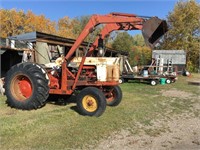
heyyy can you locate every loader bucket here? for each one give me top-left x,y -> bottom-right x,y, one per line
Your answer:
142,17 -> 168,48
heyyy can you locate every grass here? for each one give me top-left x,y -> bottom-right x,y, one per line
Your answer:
0,74 -> 199,149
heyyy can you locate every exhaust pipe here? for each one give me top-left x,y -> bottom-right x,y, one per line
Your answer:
142,17 -> 168,48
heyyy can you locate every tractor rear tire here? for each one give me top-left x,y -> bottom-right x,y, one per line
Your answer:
76,87 -> 106,117
106,86 -> 122,106
5,62 -> 49,110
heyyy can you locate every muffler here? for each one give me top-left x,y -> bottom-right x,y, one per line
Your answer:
142,17 -> 168,48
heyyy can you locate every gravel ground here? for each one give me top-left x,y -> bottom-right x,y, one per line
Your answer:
95,116 -> 200,150
94,89 -> 200,150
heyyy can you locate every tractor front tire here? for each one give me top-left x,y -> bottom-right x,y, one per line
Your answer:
76,87 -> 106,117
5,62 -> 49,110
106,86 -> 122,106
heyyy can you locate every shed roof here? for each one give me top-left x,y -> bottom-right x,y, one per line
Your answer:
8,31 -> 129,56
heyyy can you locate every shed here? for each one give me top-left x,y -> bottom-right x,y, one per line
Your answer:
0,31 -> 128,77
152,50 -> 186,74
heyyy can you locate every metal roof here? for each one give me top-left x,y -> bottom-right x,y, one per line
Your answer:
8,31 -> 128,56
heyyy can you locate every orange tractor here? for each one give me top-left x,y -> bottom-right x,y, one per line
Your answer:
4,13 -> 167,116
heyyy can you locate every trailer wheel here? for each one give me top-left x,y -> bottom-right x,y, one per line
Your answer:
124,79 -> 129,83
166,79 -> 171,84
106,86 -> 122,106
5,62 -> 49,110
77,87 -> 106,117
150,80 -> 157,86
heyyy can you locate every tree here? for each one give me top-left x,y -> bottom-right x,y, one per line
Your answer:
57,16 -> 76,38
73,15 -> 91,37
132,34 -> 145,46
0,9 -> 56,37
73,15 -> 102,42
131,34 -> 151,66
161,0 -> 200,72
112,32 -> 134,52
130,46 -> 151,66
0,9 -> 25,37
111,33 -> 152,66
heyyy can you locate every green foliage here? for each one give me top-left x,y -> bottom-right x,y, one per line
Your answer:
112,32 -> 134,52
161,0 -> 200,72
111,33 -> 152,66
132,34 -> 145,46
73,15 -> 102,42
130,46 -> 152,66
73,15 -> 91,37
130,34 -> 151,66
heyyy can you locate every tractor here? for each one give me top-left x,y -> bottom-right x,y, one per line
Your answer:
4,12 -> 168,116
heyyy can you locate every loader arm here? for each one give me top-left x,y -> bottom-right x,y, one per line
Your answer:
63,12 -> 167,91
88,22 -> 143,56
88,16 -> 168,55
65,12 -> 167,60
65,13 -> 144,90
65,13 -> 144,60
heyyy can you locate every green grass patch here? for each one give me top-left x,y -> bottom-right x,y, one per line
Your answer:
0,74 -> 199,149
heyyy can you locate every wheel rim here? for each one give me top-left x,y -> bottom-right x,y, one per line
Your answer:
119,79 -> 122,84
82,95 -> 97,112
166,79 -> 170,84
151,81 -> 156,85
106,89 -> 116,102
11,74 -> 33,101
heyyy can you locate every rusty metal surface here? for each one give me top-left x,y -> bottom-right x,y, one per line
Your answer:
49,80 -> 119,95
142,17 -> 168,48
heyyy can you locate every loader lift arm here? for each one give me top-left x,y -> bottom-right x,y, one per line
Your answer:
65,12 -> 167,60
87,21 -> 143,56
65,13 -> 148,90
62,13 -> 167,90
63,13 -> 167,91
65,13 -> 145,60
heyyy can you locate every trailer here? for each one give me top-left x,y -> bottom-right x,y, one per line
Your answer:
119,56 -> 177,85
120,74 -> 160,86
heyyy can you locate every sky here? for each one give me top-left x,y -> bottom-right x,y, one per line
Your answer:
1,0 -> 198,35
1,0 -> 178,20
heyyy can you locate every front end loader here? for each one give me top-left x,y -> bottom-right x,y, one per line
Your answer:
4,12 -> 167,117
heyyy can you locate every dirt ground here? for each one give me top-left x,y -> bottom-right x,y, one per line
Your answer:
94,89 -> 200,150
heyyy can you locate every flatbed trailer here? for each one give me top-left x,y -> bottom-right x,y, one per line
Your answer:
120,74 -> 160,85
120,74 -> 177,85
